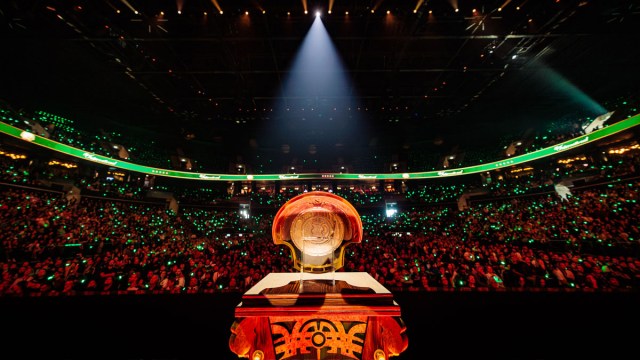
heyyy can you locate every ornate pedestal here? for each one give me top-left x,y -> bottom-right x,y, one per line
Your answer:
230,192 -> 408,359
229,272 -> 408,360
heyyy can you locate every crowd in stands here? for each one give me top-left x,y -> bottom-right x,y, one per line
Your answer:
3,95 -> 638,174
408,94 -> 640,171
1,95 -> 639,296
2,131 -> 639,208
1,172 -> 638,297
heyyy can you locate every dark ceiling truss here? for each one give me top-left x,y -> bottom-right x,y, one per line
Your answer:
2,0 -> 639,165
18,0 -> 606,124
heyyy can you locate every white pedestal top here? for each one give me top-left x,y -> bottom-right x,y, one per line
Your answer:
244,272 -> 390,295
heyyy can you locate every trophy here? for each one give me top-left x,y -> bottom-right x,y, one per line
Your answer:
230,191 -> 407,360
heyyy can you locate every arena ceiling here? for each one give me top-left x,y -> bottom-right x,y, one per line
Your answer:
1,0 -> 639,170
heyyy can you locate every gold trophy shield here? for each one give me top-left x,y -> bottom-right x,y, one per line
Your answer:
272,191 -> 363,273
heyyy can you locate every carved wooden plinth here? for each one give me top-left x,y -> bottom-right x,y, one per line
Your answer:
229,273 -> 408,360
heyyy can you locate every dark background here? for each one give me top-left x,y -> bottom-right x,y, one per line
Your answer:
2,1 -> 640,170
3,290 -> 638,359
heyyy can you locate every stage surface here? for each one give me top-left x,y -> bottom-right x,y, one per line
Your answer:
3,289 -> 639,359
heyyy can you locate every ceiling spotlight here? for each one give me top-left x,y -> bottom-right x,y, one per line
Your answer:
219,11 -> 223,15
315,11 -> 321,17
328,10 -> 331,14
177,10 -> 181,15
305,10 -> 308,14
455,8 -> 459,13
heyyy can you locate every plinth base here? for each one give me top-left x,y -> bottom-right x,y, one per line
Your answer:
229,272 -> 408,360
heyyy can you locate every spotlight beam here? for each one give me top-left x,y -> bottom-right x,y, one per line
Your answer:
210,0 -> 222,13
118,0 -> 138,14
264,16 -> 365,156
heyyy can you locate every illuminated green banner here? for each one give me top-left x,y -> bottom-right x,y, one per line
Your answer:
1,112 -> 639,181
